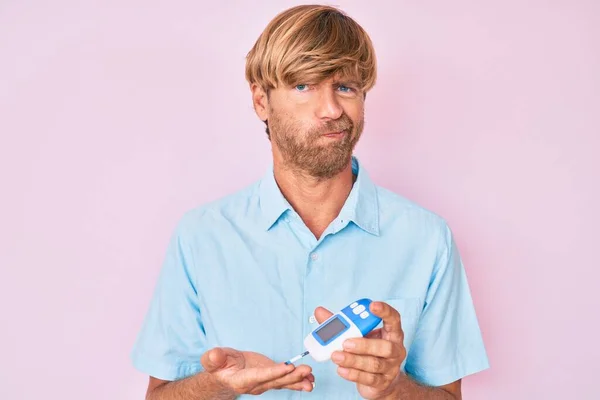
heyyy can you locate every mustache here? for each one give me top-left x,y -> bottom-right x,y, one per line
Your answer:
312,114 -> 354,135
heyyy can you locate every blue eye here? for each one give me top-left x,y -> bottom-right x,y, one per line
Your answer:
295,84 -> 309,91
338,85 -> 353,93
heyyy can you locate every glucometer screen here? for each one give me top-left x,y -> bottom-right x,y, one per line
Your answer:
316,316 -> 346,343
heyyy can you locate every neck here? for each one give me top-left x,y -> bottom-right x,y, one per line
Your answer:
273,157 -> 355,240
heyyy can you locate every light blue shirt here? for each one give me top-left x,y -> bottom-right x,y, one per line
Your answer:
131,156 -> 489,399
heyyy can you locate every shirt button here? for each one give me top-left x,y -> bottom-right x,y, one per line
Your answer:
309,315 -> 316,323
310,253 -> 319,261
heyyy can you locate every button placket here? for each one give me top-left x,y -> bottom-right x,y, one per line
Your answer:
304,246 -> 324,341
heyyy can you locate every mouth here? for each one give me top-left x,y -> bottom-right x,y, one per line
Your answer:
322,130 -> 347,139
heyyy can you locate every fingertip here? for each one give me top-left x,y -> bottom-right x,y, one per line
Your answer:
302,379 -> 314,392
202,348 -> 225,373
208,348 -> 225,367
342,340 -> 356,350
298,364 -> 312,374
268,362 -> 294,381
314,306 -> 334,324
283,363 -> 295,372
208,348 -> 219,363
371,301 -> 383,313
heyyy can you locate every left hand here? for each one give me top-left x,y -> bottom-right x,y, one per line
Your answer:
313,301 -> 406,399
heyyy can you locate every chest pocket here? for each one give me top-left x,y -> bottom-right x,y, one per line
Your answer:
382,297 -> 422,349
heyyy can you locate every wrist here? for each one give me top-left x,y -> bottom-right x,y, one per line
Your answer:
200,371 -> 239,399
378,372 -> 407,400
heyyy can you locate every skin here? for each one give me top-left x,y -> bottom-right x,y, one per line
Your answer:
251,76 -> 364,239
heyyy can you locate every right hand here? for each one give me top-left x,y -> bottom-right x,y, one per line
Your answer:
201,347 -> 315,396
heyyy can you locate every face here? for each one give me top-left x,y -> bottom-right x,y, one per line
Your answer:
253,75 -> 365,179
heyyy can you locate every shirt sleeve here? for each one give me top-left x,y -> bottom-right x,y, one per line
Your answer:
405,222 -> 490,386
130,217 -> 207,381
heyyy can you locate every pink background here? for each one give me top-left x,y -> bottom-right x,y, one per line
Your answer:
1,1 -> 598,399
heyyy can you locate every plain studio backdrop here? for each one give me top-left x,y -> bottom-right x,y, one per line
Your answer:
1,1 -> 598,399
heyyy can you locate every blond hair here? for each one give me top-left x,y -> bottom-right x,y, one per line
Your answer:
245,5 -> 377,93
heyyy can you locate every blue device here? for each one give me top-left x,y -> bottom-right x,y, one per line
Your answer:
285,298 -> 382,364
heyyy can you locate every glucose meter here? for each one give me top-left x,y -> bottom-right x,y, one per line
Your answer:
285,298 -> 382,364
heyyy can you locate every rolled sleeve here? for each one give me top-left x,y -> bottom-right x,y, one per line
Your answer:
131,216 -> 207,381
405,222 -> 490,386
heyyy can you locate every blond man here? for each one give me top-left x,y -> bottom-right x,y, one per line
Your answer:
132,5 -> 489,399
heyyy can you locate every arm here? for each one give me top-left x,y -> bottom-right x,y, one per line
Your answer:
145,347 -> 313,399
384,375 -> 461,399
146,375 -> 236,400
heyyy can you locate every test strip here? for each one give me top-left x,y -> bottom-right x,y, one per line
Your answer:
284,350 -> 309,365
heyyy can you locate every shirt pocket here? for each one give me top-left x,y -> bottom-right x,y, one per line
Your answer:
382,297 -> 422,348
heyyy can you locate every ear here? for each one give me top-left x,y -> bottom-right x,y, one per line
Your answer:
250,83 -> 270,122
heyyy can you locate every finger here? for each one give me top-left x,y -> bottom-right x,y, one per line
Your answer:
254,365 -> 311,392
283,378 -> 314,392
240,362 -> 296,386
291,372 -> 314,383
369,301 -> 403,342
331,351 -> 394,374
264,365 -> 310,386
365,328 -> 382,339
314,306 -> 334,324
338,367 -> 388,389
342,338 -> 402,359
201,348 -> 228,373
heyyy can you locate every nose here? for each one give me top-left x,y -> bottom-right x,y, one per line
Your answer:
315,87 -> 343,120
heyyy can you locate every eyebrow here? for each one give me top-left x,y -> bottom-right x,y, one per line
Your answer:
332,80 -> 360,87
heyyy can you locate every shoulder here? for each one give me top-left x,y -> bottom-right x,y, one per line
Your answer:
375,184 -> 449,231
373,185 -> 460,276
174,180 -> 262,237
372,183 -> 456,254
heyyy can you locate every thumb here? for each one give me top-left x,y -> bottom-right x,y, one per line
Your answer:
314,306 -> 334,324
201,347 -> 228,373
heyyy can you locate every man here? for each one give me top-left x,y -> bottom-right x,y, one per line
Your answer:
131,5 -> 489,399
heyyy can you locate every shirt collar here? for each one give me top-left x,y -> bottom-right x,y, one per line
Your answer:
258,156 -> 380,235
258,164 -> 293,231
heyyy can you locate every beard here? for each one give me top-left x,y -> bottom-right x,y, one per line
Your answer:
268,108 -> 364,179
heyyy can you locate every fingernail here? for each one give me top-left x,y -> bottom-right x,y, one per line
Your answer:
331,352 -> 344,362
343,340 -> 356,349
372,302 -> 382,311
338,367 -> 349,376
